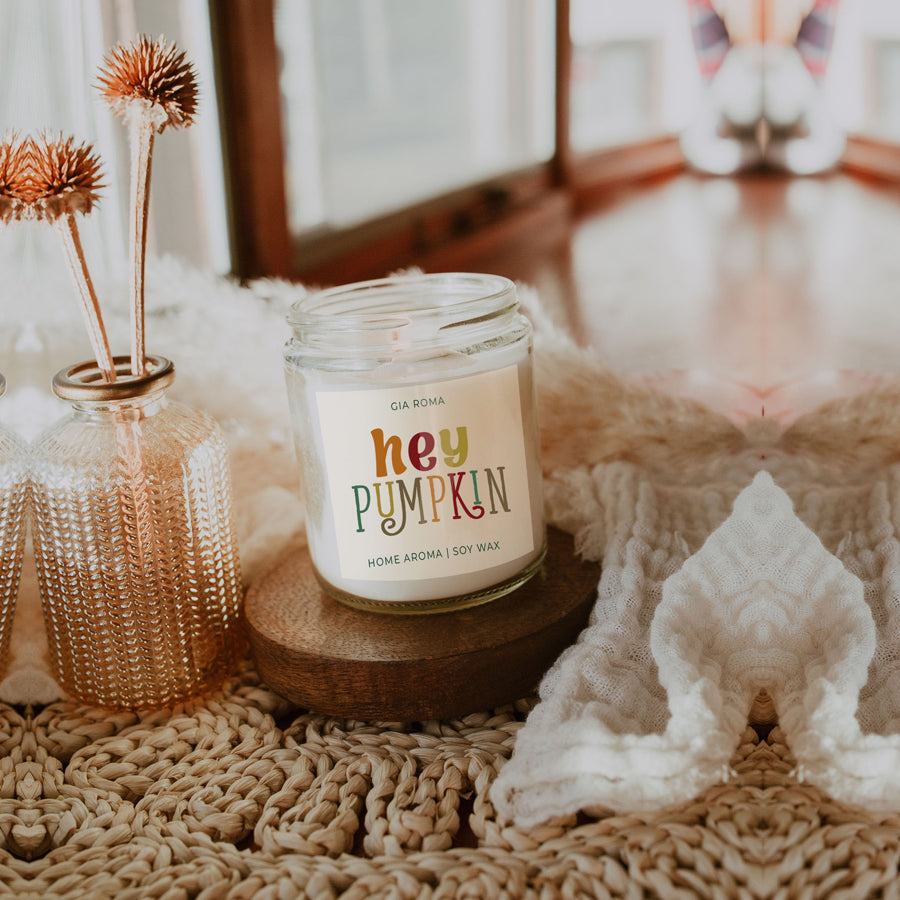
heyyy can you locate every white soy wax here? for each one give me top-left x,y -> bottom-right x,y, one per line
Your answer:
284,274 -> 545,612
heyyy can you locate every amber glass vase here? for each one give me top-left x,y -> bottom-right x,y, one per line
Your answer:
0,373 -> 27,677
30,356 -> 243,708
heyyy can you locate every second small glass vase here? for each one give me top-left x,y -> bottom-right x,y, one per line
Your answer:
30,356 -> 244,708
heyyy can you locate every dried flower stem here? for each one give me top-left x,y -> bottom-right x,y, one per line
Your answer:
128,116 -> 154,377
55,211 -> 117,382
26,134 -> 116,382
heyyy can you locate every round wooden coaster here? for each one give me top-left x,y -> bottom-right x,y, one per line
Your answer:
244,527 -> 600,720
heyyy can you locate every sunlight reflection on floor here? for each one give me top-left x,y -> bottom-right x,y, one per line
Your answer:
566,173 -> 900,424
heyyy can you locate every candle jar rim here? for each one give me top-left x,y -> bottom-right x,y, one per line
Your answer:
287,272 -> 517,332
52,355 -> 175,402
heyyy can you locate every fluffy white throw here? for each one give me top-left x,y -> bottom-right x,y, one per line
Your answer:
7,259 -> 900,829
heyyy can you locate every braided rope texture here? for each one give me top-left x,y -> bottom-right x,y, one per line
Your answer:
2,664 -> 900,899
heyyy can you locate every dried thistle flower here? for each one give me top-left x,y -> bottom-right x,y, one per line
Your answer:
98,35 -> 198,376
0,134 -> 33,223
29,134 -> 116,382
28,134 -> 104,220
97,34 -> 198,131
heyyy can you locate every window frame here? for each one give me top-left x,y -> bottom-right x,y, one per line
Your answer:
210,0 -> 684,282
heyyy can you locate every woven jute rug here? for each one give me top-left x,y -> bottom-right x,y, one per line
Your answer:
1,662 -> 898,899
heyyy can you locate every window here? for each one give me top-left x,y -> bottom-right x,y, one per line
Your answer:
827,0 -> 900,138
274,0 -> 556,234
568,0 -> 698,152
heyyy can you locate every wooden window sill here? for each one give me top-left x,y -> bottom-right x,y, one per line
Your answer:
842,134 -> 900,184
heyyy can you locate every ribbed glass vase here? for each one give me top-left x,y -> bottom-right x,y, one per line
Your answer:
0,373 -> 27,677
30,356 -> 243,708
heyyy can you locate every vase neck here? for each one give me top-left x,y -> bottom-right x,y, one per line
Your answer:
70,390 -> 169,422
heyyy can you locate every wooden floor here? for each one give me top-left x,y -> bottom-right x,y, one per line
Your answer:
454,171 -> 900,423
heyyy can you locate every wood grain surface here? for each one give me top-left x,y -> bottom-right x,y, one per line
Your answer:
245,527 -> 599,720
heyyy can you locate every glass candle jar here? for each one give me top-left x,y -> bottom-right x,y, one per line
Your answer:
0,374 -> 27,676
284,273 -> 545,613
30,356 -> 244,708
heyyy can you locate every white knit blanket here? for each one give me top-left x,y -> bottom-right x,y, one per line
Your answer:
6,258 -> 900,829
491,460 -> 900,825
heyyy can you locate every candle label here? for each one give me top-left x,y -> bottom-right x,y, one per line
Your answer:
315,365 -> 536,583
